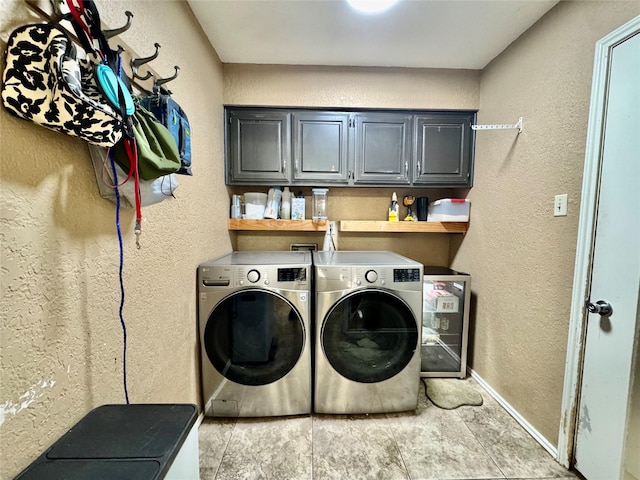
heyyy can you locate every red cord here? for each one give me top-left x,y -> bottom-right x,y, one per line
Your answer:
65,0 -> 105,61
123,138 -> 142,237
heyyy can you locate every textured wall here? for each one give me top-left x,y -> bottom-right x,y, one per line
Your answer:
224,64 -> 480,264
449,1 -> 640,446
0,1 -> 229,477
224,64 -> 480,110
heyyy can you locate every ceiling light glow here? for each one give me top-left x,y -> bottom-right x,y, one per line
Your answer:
346,0 -> 401,14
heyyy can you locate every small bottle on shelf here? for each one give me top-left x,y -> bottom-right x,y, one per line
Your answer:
280,187 -> 292,220
388,192 -> 399,222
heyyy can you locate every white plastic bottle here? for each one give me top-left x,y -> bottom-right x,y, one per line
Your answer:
280,187 -> 292,220
263,187 -> 283,219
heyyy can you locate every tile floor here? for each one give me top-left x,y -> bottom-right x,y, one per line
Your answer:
198,377 -> 577,480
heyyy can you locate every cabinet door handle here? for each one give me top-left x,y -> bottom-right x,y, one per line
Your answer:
417,162 -> 421,176
348,170 -> 352,179
405,161 -> 408,175
295,159 -> 299,174
282,159 -> 286,174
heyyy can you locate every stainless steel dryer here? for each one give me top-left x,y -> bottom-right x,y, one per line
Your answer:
313,251 -> 423,414
198,251 -> 312,417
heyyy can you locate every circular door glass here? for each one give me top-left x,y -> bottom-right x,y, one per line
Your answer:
322,289 -> 418,383
204,289 -> 304,386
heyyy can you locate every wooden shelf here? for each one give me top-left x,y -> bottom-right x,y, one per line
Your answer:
229,219 -> 467,233
339,221 -> 468,233
228,219 -> 328,231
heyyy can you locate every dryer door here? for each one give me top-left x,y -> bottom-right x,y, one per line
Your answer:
321,289 -> 418,383
203,289 -> 304,386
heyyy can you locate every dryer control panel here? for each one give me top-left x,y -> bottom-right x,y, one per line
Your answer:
199,265 -> 309,289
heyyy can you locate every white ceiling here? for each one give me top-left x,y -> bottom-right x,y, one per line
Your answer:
187,0 -> 559,70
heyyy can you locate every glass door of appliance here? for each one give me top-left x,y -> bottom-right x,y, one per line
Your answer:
203,289 -> 304,386
420,272 -> 470,378
321,289 -> 418,383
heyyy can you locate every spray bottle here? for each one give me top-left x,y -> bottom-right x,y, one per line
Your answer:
388,192 -> 399,222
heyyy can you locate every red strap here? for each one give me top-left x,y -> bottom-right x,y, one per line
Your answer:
123,138 -> 142,248
65,0 -> 104,60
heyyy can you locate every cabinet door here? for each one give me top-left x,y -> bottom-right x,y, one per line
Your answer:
292,112 -> 350,184
227,109 -> 290,184
413,113 -> 474,187
353,113 -> 412,185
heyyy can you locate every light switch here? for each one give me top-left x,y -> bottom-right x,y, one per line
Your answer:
554,194 -> 568,217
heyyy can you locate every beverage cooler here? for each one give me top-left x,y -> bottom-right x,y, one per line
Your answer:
420,267 -> 471,378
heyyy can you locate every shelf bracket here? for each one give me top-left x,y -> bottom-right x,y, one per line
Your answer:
472,117 -> 523,134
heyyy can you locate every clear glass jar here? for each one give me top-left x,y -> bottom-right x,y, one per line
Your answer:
312,188 -> 329,220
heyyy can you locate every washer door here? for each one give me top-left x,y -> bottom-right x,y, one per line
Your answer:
321,289 -> 418,383
203,289 -> 304,386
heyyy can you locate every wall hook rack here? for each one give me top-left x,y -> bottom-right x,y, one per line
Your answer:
472,117 -> 524,133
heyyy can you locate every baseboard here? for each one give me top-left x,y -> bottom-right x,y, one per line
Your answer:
468,368 -> 558,458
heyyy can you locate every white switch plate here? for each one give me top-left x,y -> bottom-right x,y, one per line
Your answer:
554,194 -> 568,217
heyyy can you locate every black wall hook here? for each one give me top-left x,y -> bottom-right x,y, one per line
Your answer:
153,66 -> 180,93
131,43 -> 161,69
134,70 -> 154,82
104,11 -> 134,39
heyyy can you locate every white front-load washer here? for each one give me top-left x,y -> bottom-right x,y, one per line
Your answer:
313,251 -> 423,414
198,251 -> 312,417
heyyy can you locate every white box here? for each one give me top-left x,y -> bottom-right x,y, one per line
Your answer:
291,197 -> 306,220
427,198 -> 470,222
424,289 -> 459,313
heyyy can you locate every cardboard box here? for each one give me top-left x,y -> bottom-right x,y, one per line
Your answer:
291,197 -> 305,220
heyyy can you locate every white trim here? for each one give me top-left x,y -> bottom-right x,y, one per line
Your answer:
557,15 -> 640,468
469,368 -> 557,457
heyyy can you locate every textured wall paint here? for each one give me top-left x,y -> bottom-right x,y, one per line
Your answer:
224,65 -> 480,262
0,1 -> 229,477
224,64 -> 480,110
449,2 -> 640,446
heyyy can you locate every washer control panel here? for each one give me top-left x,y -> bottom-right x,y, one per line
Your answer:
354,267 -> 389,286
316,264 -> 423,291
393,268 -> 421,283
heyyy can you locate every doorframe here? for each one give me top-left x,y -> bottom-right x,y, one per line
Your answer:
557,15 -> 640,468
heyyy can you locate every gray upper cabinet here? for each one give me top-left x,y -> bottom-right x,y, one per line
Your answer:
413,113 -> 474,187
353,113 -> 412,185
227,109 -> 290,184
292,112 -> 350,184
225,107 -> 475,187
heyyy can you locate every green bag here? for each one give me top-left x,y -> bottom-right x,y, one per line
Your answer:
114,102 -> 181,180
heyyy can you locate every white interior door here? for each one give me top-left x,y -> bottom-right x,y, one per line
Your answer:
572,28 -> 640,480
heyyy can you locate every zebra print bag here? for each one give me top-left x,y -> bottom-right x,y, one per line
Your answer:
1,24 -> 123,147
